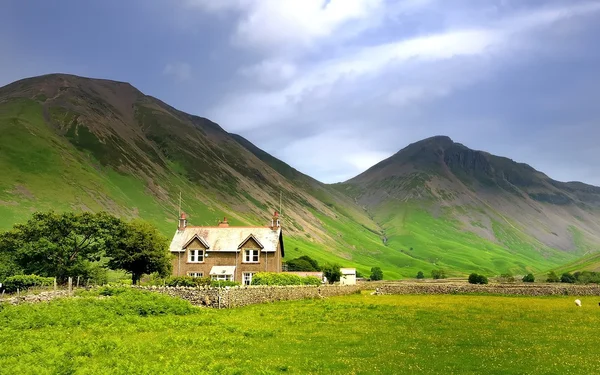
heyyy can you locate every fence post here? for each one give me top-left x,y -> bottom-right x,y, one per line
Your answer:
76,276 -> 80,288
54,278 -> 57,292
68,277 -> 73,297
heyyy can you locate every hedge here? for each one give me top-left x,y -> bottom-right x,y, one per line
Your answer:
251,272 -> 322,286
2,274 -> 54,293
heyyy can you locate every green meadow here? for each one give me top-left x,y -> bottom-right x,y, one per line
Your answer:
1,288 -> 599,374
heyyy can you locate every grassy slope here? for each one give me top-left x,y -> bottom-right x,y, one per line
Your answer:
1,289 -> 600,374
550,252 -> 600,274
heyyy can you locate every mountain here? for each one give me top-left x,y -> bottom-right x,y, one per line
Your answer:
1,74 -> 598,278
335,136 -> 600,274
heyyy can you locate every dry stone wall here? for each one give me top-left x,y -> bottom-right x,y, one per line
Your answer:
1,290 -> 70,305
134,284 -> 362,308
376,282 -> 600,296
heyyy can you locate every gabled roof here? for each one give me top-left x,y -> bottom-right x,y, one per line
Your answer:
181,234 -> 210,250
170,226 -> 284,257
238,234 -> 264,249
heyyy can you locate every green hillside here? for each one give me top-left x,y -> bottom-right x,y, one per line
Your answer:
1,74 -> 599,278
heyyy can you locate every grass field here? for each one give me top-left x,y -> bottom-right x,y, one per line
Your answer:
1,288 -> 599,374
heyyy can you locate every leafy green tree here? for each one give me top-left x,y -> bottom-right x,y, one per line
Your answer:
370,267 -> 383,281
522,273 -> 535,283
546,271 -> 560,283
106,220 -> 172,285
468,273 -> 488,284
0,211 -> 121,282
286,255 -> 321,272
431,269 -> 446,280
561,272 -> 575,283
416,271 -> 425,279
322,264 -> 342,284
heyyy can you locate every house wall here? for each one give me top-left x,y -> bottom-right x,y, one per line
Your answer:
340,274 -> 357,285
171,232 -> 284,282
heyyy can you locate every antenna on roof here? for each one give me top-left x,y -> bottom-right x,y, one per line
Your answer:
178,191 -> 182,217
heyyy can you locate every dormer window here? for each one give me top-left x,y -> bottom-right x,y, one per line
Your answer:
244,249 -> 259,263
188,249 -> 204,263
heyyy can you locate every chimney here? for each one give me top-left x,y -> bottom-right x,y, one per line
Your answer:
218,217 -> 229,227
178,212 -> 187,231
271,211 -> 280,230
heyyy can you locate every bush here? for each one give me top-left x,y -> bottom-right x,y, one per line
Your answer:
3,274 -> 54,293
285,256 -> 321,272
251,272 -> 321,286
561,272 -> 576,283
164,276 -> 210,287
468,273 -> 488,285
322,264 -> 342,284
370,267 -> 383,281
499,273 -> 515,283
573,271 -> 600,284
522,273 -> 535,283
210,280 -> 240,288
416,271 -> 425,279
546,271 -> 560,283
431,269 -> 446,280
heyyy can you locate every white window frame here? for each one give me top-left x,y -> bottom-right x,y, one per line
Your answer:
188,249 -> 205,263
244,249 -> 259,263
243,272 -> 255,286
211,274 -> 233,281
187,272 -> 203,278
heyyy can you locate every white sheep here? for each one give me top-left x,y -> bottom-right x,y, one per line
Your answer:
575,299 -> 582,307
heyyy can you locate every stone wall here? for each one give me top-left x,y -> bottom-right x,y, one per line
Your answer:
1,290 -> 70,305
376,282 -> 600,296
134,284 -> 362,308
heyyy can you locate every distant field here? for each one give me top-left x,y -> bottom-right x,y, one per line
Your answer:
1,288 -> 599,374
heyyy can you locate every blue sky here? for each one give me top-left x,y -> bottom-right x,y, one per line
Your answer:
1,0 -> 600,184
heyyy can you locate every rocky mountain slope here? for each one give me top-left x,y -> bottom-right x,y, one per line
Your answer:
336,136 -> 600,273
1,74 -> 598,277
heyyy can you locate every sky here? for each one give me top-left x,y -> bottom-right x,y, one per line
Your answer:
1,0 -> 600,185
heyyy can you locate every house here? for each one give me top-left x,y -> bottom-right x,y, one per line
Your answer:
339,268 -> 357,285
169,211 -> 285,285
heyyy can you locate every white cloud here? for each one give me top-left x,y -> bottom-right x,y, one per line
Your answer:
186,0 -> 385,52
163,62 -> 192,81
238,59 -> 297,87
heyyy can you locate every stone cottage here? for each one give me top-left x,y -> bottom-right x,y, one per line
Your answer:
169,211 -> 285,285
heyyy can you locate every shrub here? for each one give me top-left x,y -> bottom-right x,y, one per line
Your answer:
573,271 -> 600,284
431,269 -> 446,280
164,276 -> 210,287
499,273 -> 515,283
546,271 -> 560,283
3,274 -> 54,293
468,273 -> 488,285
561,272 -> 576,283
522,273 -> 535,283
285,255 -> 321,272
370,267 -> 383,281
416,271 -> 425,279
322,264 -> 342,284
251,272 -> 321,286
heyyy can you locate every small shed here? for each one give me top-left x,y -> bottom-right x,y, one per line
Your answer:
340,268 -> 357,285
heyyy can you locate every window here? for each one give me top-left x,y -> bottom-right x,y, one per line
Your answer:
211,274 -> 233,281
244,249 -> 259,263
243,272 -> 255,286
188,272 -> 203,278
188,249 -> 204,263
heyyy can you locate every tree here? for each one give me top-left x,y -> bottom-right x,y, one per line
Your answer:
322,264 -> 342,284
468,273 -> 488,284
431,269 -> 446,280
522,273 -> 535,283
370,267 -> 383,281
106,220 -> 172,285
561,272 -> 576,283
0,211 -> 121,282
546,271 -> 560,283
416,271 -> 425,279
285,255 -> 321,272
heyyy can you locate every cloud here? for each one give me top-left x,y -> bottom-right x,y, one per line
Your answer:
163,62 -> 192,81
182,0 -> 600,183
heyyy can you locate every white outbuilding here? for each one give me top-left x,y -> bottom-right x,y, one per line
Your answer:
340,268 -> 357,285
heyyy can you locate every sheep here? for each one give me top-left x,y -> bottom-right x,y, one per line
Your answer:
574,299 -> 582,307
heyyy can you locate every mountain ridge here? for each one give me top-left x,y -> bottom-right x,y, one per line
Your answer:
1,73 -> 599,278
